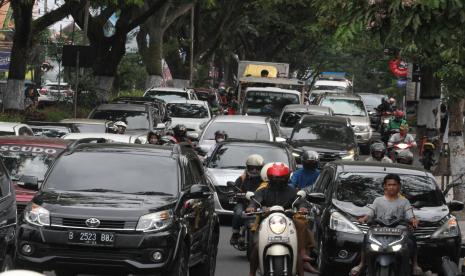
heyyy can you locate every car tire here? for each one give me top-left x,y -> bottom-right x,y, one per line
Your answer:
169,242 -> 189,276
1,254 -> 13,271
190,232 -> 219,276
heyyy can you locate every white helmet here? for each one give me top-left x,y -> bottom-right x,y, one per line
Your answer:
0,270 -> 44,276
302,150 -> 319,163
260,162 -> 274,182
114,121 -> 127,128
246,154 -> 264,167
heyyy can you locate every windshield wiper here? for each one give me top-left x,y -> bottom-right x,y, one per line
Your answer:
72,188 -> 122,193
130,191 -> 173,196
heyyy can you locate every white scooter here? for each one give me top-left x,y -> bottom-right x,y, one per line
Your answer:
245,190 -> 306,276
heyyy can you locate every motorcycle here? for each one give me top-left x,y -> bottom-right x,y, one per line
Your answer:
365,218 -> 411,276
245,190 -> 307,276
388,141 -> 413,163
420,135 -> 438,171
379,111 -> 393,140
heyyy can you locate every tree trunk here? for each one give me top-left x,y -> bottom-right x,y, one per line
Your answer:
449,99 -> 465,217
143,28 -> 164,89
94,76 -> 115,101
416,66 -> 441,137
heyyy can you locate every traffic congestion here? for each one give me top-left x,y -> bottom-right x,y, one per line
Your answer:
0,68 -> 462,276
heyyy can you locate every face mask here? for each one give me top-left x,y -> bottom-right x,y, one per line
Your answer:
216,138 -> 225,143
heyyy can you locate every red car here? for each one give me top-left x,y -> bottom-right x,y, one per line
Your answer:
0,136 -> 72,215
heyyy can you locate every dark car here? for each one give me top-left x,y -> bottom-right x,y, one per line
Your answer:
358,93 -> 387,128
278,104 -> 333,138
307,161 -> 463,275
0,136 -> 72,216
0,157 -> 16,271
205,140 -> 297,215
288,115 -> 359,165
15,143 -> 219,276
111,96 -> 170,125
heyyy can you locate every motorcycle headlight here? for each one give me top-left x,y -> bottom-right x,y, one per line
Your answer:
383,119 -> 390,124
25,203 -> 50,226
269,214 -> 287,235
432,217 -> 459,238
329,212 -> 363,234
341,149 -> 356,160
136,210 -> 173,232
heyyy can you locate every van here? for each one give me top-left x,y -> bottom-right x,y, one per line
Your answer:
241,87 -> 301,119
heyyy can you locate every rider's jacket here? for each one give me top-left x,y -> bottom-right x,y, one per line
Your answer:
289,168 -> 320,189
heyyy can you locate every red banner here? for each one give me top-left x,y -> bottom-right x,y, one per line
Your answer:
389,59 -> 408,77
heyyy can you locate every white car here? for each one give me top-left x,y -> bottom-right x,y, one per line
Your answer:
38,82 -> 74,104
166,100 -> 211,134
61,133 -> 139,143
0,122 -> 34,136
143,87 -> 197,102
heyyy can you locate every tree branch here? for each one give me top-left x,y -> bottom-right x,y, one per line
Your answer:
163,3 -> 193,31
33,0 -> 86,32
127,0 -> 168,32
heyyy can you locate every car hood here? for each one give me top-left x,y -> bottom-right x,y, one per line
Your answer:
347,116 -> 370,126
208,168 -> 243,187
35,191 -> 177,218
170,117 -> 209,132
332,199 -> 450,222
290,140 -> 350,152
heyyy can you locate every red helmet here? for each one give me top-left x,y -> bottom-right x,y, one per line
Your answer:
267,163 -> 290,179
394,110 -> 404,119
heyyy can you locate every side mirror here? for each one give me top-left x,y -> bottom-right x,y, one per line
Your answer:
307,192 -> 326,204
275,137 -> 286,143
297,190 -> 307,198
17,175 -> 39,190
447,200 -> 464,212
188,184 -> 212,198
245,191 -> 255,200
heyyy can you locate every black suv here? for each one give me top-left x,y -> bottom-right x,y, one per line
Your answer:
306,161 -> 463,275
0,159 -> 15,271
15,143 -> 219,276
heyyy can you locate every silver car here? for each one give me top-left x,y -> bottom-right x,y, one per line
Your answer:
166,99 -> 211,134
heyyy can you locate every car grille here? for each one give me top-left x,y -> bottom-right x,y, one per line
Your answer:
17,203 -> 28,216
353,222 -> 438,240
51,217 -> 137,230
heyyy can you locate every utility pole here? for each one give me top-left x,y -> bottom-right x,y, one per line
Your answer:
189,5 -> 194,87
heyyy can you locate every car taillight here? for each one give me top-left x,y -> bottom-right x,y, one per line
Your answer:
39,88 -> 47,95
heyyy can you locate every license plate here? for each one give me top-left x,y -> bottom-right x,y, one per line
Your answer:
268,236 -> 290,243
68,231 -> 115,246
373,227 -> 402,235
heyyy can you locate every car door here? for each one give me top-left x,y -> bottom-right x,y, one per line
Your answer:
310,167 -> 334,242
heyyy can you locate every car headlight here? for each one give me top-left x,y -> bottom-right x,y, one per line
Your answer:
341,149 -> 355,160
370,244 -> 380,251
269,214 -> 287,235
25,203 -> 50,226
136,210 -> 173,232
432,217 -> 459,238
353,125 -> 368,132
329,212 -> 362,234
392,244 -> 402,252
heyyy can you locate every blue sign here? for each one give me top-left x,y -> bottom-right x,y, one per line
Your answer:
0,51 -> 10,72
397,78 -> 407,88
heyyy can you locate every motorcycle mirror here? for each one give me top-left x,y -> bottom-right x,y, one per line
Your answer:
245,191 -> 255,200
297,190 -> 307,198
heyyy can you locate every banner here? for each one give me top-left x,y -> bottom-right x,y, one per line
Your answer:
0,51 -> 10,72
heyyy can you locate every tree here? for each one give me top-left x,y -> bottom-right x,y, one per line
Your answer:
5,0 -> 87,111
313,0 -> 465,205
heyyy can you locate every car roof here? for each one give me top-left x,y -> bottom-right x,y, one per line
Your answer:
146,87 -> 188,93
94,103 -> 147,112
331,161 -> 431,177
299,115 -> 349,125
166,99 -> 207,105
211,115 -> 269,124
283,104 -> 331,112
60,118 -> 108,125
0,122 -> 28,131
244,87 -> 300,95
0,136 -> 72,148
218,139 -> 289,149
320,93 -> 361,100
69,142 -> 192,158
314,80 -> 349,87
62,133 -> 134,142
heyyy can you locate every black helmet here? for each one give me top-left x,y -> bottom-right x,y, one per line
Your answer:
214,130 -> 227,142
215,130 -> 226,137
173,124 -> 187,137
396,150 -> 413,165
370,142 -> 386,160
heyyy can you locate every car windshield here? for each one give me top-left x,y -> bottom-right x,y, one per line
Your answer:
74,123 -> 107,133
208,144 -> 289,169
145,90 -> 188,102
313,85 -> 347,91
0,145 -> 64,182
359,94 -> 384,108
336,172 -> 444,207
91,110 -> 149,130
321,98 -> 366,116
44,152 -> 178,195
280,111 -> 328,127
31,127 -> 71,138
243,91 -> 300,118
291,122 -> 354,144
203,122 -> 270,141
167,103 -> 209,118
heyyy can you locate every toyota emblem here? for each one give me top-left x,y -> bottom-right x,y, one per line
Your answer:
85,218 -> 100,228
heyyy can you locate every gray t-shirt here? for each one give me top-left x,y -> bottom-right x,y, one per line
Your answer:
367,196 -> 414,222
365,156 -> 393,163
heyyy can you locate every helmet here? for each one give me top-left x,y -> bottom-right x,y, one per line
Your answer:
246,154 -> 264,177
173,124 -> 187,137
399,123 -> 409,132
393,110 -> 404,119
301,150 -> 319,170
214,130 -> 227,142
114,121 -> 127,128
370,142 -> 386,160
396,150 -> 413,165
0,271 -> 44,276
261,162 -> 274,182
267,162 -> 290,190
389,97 -> 396,104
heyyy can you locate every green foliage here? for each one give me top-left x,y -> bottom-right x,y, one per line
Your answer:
114,53 -> 147,91
115,89 -> 145,98
0,112 -> 25,123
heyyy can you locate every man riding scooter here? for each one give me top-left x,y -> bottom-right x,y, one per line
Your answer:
350,173 -> 422,276
246,163 -> 318,275
365,142 -> 392,163
289,150 -> 320,190
388,123 -> 416,162
230,154 -> 265,246
382,110 -> 407,143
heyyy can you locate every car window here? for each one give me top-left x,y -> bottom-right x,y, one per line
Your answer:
167,103 -> 209,118
74,123 -> 106,133
321,98 -> 366,117
269,121 -> 279,137
90,110 -> 149,130
336,172 -> 445,207
243,91 -> 300,118
291,122 -> 354,145
359,94 -> 384,108
188,158 -> 204,184
203,122 -> 270,141
44,152 -> 178,195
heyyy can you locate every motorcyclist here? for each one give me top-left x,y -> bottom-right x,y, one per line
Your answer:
230,154 -> 265,246
172,124 -> 189,143
214,130 -> 227,143
113,121 -> 127,134
388,123 -> 417,148
147,131 -> 163,145
365,142 -> 392,163
246,163 -> 318,275
289,150 -> 320,189
387,110 -> 407,132
376,97 -> 393,113
350,173 -> 422,276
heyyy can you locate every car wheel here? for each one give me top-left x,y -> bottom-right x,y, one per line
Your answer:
169,242 -> 189,276
190,232 -> 219,276
317,239 -> 334,276
1,254 -> 13,271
